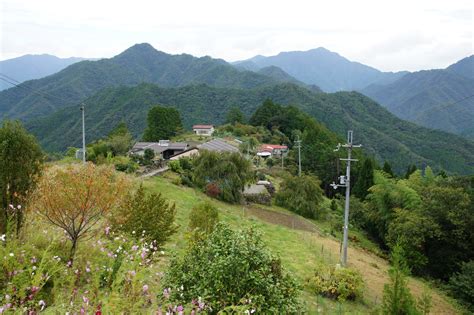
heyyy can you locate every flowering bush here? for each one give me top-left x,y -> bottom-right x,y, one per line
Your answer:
163,223 -> 300,312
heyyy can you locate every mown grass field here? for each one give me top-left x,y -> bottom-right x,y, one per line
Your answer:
142,174 -> 462,314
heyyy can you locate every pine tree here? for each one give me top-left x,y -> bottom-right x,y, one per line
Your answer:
143,105 -> 183,141
405,164 -> 417,179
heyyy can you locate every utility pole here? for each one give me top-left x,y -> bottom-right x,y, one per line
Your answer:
80,105 -> 86,163
330,130 -> 361,266
296,136 -> 302,176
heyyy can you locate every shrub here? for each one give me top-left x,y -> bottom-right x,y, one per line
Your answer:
168,160 -> 183,174
112,156 -> 138,173
275,174 -> 325,219
111,185 -> 178,248
448,260 -> 474,311
188,202 -> 219,235
163,223 -> 300,312
308,265 -> 364,301
205,182 -> 220,198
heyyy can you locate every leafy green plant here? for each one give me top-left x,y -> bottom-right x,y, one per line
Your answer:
448,260 -> 474,311
188,202 -> 219,236
308,265 -> 364,301
163,223 -> 300,312
110,185 -> 178,247
275,174 -> 325,219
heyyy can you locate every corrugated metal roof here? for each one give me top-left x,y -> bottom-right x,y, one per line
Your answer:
198,138 -> 239,153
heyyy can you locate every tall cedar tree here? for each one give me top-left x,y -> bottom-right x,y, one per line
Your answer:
353,158 -> 375,200
143,105 -> 183,141
0,120 -> 43,234
249,99 -> 282,128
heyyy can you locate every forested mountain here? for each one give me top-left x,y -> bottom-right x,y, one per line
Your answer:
0,54 -> 89,91
447,55 -> 474,79
27,83 -> 474,174
0,43 -> 286,121
233,48 -> 408,92
362,61 -> 474,138
256,66 -> 322,92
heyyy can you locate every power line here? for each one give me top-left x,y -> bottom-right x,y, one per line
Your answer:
0,74 -> 72,104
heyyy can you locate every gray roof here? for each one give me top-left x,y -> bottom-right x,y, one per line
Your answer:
198,138 -> 239,153
131,142 -> 188,154
244,184 -> 269,195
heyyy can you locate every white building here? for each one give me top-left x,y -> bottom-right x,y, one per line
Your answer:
192,124 -> 214,136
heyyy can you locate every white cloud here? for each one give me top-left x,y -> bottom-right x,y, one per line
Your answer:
1,0 -> 472,71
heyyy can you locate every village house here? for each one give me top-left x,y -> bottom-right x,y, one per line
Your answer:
130,140 -> 188,160
257,144 -> 288,158
192,124 -> 214,136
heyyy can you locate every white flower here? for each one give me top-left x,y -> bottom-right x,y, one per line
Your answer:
9,253 -> 14,257
0,234 -> 5,242
32,266 -> 37,270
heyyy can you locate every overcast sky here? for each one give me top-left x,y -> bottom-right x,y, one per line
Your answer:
1,0 -> 472,71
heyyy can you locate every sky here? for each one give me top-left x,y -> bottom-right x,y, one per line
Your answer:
0,0 -> 472,72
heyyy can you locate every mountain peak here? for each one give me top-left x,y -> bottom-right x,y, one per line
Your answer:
116,43 -> 162,58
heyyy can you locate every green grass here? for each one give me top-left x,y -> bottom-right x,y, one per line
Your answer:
142,175 -> 373,313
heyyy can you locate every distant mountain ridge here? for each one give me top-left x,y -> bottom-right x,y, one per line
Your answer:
26,82 -> 474,175
0,54 -> 91,91
0,43 -> 295,122
362,57 -> 474,138
233,48 -> 408,92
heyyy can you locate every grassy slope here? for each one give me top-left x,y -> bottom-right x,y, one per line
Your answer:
143,174 -> 461,314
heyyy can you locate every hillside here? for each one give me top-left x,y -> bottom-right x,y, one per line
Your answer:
0,43 -> 285,121
141,175 -> 461,314
362,68 -> 474,138
0,54 -> 89,91
233,48 -> 408,92
27,83 -> 474,174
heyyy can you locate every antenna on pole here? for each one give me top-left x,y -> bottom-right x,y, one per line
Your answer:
330,130 -> 362,266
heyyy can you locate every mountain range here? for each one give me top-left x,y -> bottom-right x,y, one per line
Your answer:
0,43 -> 473,174
362,56 -> 474,139
233,48 -> 408,92
0,54 -> 90,91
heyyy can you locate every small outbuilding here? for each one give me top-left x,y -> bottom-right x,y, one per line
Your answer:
192,125 -> 214,137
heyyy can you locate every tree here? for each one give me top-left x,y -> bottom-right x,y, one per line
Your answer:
225,107 -> 246,125
111,185 -> 178,247
106,122 -> 133,156
249,99 -> 282,128
405,164 -> 417,179
143,148 -> 155,164
353,158 -> 375,200
142,105 -> 183,141
0,120 -> 43,234
192,150 -> 254,203
32,164 -> 130,257
382,243 -> 419,315
383,161 -> 395,178
275,174 -> 325,219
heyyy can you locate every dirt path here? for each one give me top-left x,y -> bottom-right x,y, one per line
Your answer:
246,206 -> 459,314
